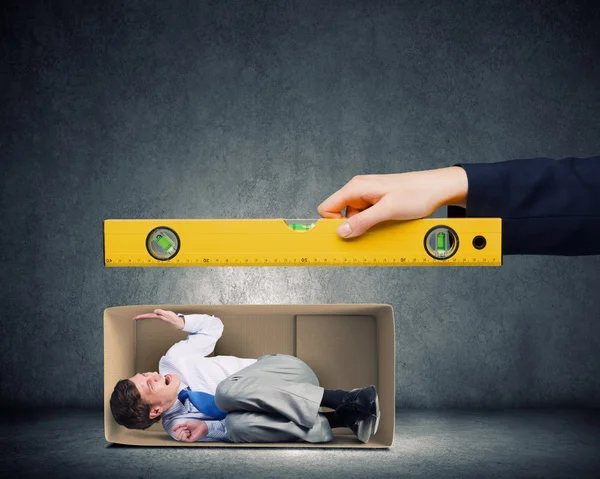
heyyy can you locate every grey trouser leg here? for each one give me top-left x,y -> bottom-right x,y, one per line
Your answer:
215,354 -> 334,443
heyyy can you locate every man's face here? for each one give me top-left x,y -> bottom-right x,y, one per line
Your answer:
129,371 -> 181,419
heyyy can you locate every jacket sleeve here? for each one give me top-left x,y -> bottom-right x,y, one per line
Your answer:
447,157 -> 600,255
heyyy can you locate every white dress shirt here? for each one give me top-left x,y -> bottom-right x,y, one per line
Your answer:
159,313 -> 257,442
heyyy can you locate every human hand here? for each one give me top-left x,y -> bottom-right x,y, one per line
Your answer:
172,420 -> 209,442
317,166 -> 468,238
132,309 -> 185,330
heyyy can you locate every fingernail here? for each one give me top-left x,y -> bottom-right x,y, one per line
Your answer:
339,223 -> 352,237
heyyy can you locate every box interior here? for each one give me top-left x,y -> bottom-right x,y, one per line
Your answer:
104,304 -> 395,448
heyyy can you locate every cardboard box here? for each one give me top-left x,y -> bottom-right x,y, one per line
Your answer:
104,304 -> 395,448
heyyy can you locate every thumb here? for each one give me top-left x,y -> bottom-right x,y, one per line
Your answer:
338,203 -> 389,238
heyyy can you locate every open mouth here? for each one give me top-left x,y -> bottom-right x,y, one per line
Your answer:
165,374 -> 171,386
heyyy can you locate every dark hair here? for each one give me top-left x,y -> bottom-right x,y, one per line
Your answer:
110,379 -> 161,430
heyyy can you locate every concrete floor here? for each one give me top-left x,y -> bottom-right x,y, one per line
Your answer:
1,409 -> 599,478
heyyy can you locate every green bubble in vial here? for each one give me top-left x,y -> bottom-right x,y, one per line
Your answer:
156,233 -> 174,252
436,232 -> 446,252
289,223 -> 314,231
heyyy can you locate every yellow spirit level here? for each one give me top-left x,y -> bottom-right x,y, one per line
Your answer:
103,218 -> 501,267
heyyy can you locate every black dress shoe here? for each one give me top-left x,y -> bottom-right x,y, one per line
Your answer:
336,385 -> 378,417
335,385 -> 380,442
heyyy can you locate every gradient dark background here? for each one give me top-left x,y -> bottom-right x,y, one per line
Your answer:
1,1 -> 600,477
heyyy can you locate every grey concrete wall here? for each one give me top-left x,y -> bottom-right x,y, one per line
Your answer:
2,0 -> 599,409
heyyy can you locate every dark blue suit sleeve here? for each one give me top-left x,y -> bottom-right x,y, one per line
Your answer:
447,157 -> 600,256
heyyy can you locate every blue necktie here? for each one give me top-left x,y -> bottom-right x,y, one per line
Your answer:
178,388 -> 227,419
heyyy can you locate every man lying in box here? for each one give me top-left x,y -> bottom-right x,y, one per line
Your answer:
110,310 -> 380,443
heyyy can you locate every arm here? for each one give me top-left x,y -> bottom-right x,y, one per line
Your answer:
447,156 -> 600,255
133,310 -> 225,357
165,313 -> 224,358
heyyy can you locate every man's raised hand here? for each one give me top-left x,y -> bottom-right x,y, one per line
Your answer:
132,309 -> 185,330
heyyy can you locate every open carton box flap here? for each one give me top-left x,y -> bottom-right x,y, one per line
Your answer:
104,304 -> 395,448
